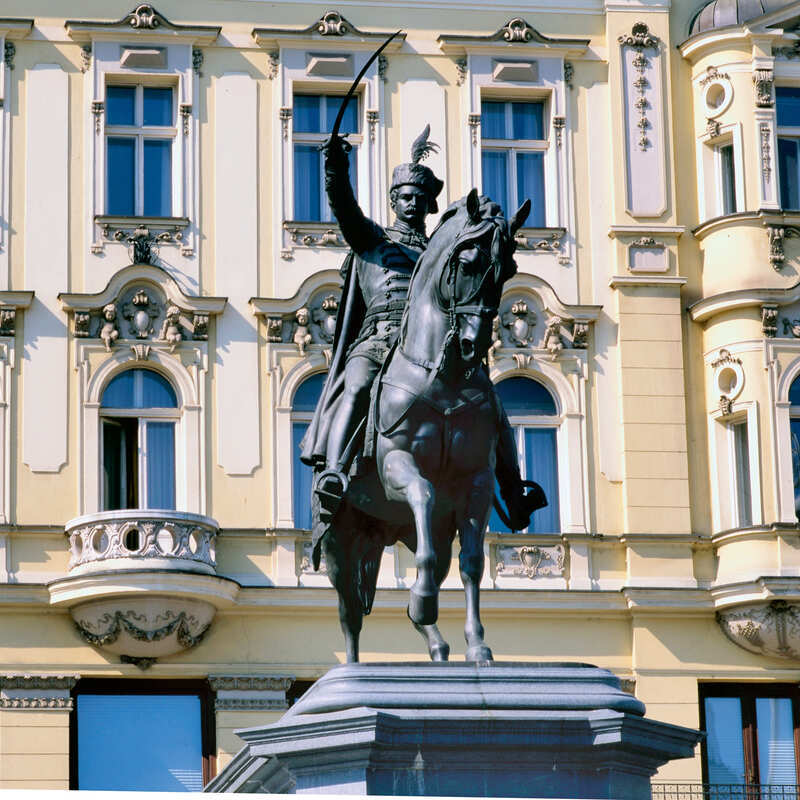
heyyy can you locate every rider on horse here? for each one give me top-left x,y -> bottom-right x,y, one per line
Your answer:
300,129 -> 540,543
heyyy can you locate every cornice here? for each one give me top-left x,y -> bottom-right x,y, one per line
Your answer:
437,18 -> 589,56
609,275 -> 688,288
607,224 -> 686,239
209,675 -> 294,692
251,269 -> 343,317
253,10 -> 406,51
502,273 -> 602,322
688,282 -> 800,321
65,4 -> 220,45
0,291 -> 33,309
0,19 -> 33,40
0,674 -> 79,689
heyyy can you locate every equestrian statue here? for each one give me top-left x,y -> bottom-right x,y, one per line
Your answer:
300,34 -> 545,662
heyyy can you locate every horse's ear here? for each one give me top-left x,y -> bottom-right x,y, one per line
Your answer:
510,199 -> 531,235
466,188 -> 480,222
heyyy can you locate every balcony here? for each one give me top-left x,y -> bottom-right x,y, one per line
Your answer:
48,510 -> 239,668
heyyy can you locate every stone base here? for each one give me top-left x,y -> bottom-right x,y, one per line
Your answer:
207,662 -> 702,799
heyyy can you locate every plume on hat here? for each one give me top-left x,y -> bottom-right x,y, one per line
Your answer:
410,124 -> 439,164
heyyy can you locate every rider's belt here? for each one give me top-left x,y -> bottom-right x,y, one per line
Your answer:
362,300 -> 406,321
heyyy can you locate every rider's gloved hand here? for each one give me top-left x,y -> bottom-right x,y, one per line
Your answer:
323,134 -> 351,176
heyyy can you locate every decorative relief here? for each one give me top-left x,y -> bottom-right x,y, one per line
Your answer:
127,3 -> 160,29
501,299 -> 536,347
158,305 -> 183,352
617,23 -> 661,152
718,600 -> 800,660
96,222 -> 184,264
179,103 -> 191,135
123,288 -> 159,338
571,320 -> 589,349
617,21 -> 659,49
564,61 -> 573,90
513,230 -> 568,264
214,697 -> 287,711
3,42 -> 15,71
378,54 -> 388,83
100,303 -> 119,352
293,308 -> 312,356
266,318 -> 283,343
630,236 -> 663,248
313,295 -> 339,343
267,51 -> 279,80
130,343 -> 151,361
782,317 -> 800,338
774,41 -> 800,60
706,118 -> 721,138
501,18 -> 537,43
544,315 -> 565,360
280,106 -> 292,140
552,116 -> 565,148
710,348 -> 741,369
317,10 -> 349,35
0,697 -> 73,709
766,224 -> 800,270
192,313 -> 209,340
488,317 -> 502,365
711,348 -> 743,415
209,675 -> 294,692
763,303 -> 779,338
91,100 -> 104,134
468,113 -> 481,146
68,514 -> 217,571
455,57 -> 467,86
283,222 -> 343,252
0,309 -> 16,337
753,68 -> 774,108
760,123 -> 773,182
266,291 -> 341,351
495,544 -> 565,579
80,45 -> 92,73
0,675 -> 78,690
300,541 -> 327,574
192,47 -> 203,76
700,65 -> 729,86
366,109 -> 379,142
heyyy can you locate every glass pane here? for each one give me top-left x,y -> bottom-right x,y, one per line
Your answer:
102,369 -> 176,409
481,150 -> 509,215
143,87 -> 173,126
733,422 -> 752,528
293,422 -> 313,528
512,102 -> 544,140
146,421 -> 176,509
106,86 -> 136,125
525,428 -> 560,533
790,376 -> 800,406
293,373 -> 326,412
778,138 -> 800,210
756,697 -> 797,786
777,87 -> 800,126
320,146 -> 358,222
77,694 -> 203,790
495,377 -> 557,417
294,144 -> 322,220
720,144 -> 737,215
791,418 -> 800,519
102,419 -> 125,511
143,139 -> 172,217
106,137 -> 136,216
294,94 -> 321,133
517,152 -> 546,227
704,697 -> 746,784
325,94 -> 358,134
481,101 -> 507,139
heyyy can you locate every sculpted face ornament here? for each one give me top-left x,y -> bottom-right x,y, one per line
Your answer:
123,289 -> 159,339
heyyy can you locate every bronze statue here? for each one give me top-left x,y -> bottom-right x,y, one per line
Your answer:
300,35 -> 545,661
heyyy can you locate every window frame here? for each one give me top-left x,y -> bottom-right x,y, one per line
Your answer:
777,86 -> 800,212
699,683 -> 800,790
69,677 -> 217,790
104,82 -> 178,218
696,123 -> 745,222
480,99 -> 549,225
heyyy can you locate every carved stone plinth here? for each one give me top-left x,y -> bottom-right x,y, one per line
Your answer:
208,662 -> 701,798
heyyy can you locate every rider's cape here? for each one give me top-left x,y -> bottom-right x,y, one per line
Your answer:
299,251 -> 363,469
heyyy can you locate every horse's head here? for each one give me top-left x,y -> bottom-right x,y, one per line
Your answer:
424,189 -> 530,368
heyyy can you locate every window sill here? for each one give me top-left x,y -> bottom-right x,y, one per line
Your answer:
514,226 -> 566,252
283,220 -> 346,249
95,215 -> 190,230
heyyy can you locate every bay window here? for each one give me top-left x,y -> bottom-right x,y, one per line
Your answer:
480,100 -> 546,226
106,84 -> 175,217
293,93 -> 360,222
101,368 -> 178,511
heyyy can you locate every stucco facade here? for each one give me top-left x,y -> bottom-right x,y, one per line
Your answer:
1,0 -> 800,793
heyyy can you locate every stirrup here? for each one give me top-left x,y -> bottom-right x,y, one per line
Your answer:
315,469 -> 349,515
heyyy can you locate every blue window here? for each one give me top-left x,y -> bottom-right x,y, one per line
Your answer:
74,683 -> 213,790
489,377 -> 560,533
106,84 -> 174,217
777,88 -> 800,210
292,373 -> 326,528
481,100 -> 546,226
101,369 -> 178,510
790,375 -> 800,520
293,94 -> 359,221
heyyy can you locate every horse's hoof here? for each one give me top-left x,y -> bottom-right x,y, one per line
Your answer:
408,592 -> 438,626
429,642 -> 450,662
466,644 -> 493,662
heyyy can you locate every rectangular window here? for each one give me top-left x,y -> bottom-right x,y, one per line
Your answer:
72,680 -> 215,791
292,421 -> 313,529
105,84 -> 175,217
293,94 -> 360,222
777,87 -> 800,210
732,420 -> 752,528
719,143 -> 737,215
700,684 -> 800,792
480,100 -> 546,226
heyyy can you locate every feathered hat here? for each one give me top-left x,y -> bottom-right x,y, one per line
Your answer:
390,125 -> 445,214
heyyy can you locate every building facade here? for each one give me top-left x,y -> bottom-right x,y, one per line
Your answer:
1,0 -> 800,794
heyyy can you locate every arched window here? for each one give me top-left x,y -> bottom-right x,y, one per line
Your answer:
292,373 -> 325,529
490,376 -> 560,533
790,375 -> 800,518
101,369 -> 179,511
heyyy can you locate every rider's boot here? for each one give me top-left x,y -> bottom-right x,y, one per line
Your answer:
314,467 -> 349,521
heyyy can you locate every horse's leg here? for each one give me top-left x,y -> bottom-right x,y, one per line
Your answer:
383,450 -> 438,626
412,518 -> 452,660
322,526 -> 362,663
459,469 -> 494,662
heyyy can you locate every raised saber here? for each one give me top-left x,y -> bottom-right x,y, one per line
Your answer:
329,29 -> 402,143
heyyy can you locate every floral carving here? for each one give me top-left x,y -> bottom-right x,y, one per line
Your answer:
619,23 -> 659,151
762,304 -> 779,338
718,600 -> 800,660
700,65 -> 729,86
468,113 -> 481,146
767,224 -> 800,270
192,313 -> 209,340
455,57 -> 467,86
710,348 -> 741,369
552,116 -> 565,148
706,118 -> 721,138
280,106 -> 292,140
761,123 -> 773,182
3,42 -> 15,71
74,609 -> 209,651
0,309 -> 16,337
753,68 -> 774,108
267,51 -> 279,79
378,54 -> 388,83
80,45 -> 92,73
317,10 -> 348,36
74,311 -> 91,338
91,100 -> 104,135
564,61 -> 574,89
571,320 -> 589,349
267,318 -> 283,343
501,18 -> 536,43
617,21 -> 659,49
495,544 -> 565,579
501,299 -> 536,347
192,48 -> 203,76
127,4 -> 159,29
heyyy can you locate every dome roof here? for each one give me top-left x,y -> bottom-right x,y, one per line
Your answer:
690,0 -> 791,35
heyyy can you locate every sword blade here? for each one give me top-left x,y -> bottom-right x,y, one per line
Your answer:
330,29 -> 401,140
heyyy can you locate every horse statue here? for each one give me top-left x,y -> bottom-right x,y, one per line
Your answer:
316,188 -> 534,662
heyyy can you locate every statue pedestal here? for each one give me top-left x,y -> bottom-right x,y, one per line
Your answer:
207,662 -> 701,799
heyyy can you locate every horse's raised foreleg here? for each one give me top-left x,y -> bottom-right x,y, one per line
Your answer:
383,450 -> 438,626
459,469 -> 494,662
